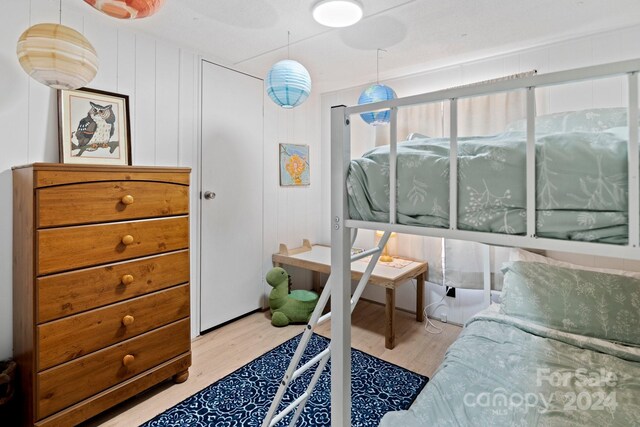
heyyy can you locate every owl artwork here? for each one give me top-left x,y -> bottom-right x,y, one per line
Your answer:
72,102 -> 118,156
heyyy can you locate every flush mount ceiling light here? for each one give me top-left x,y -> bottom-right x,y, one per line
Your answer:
312,0 -> 363,28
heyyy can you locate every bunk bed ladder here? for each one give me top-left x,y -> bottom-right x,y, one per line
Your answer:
262,231 -> 392,427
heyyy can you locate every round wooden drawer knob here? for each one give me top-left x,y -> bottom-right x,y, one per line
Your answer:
121,274 -> 134,285
122,354 -> 135,367
122,315 -> 135,326
121,195 -> 135,205
121,235 -> 134,245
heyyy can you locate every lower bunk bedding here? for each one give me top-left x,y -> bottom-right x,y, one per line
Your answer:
347,111 -> 632,244
380,254 -> 640,427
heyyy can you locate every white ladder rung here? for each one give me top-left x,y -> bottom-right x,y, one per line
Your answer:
291,348 -> 330,382
269,392 -> 310,427
350,246 -> 381,262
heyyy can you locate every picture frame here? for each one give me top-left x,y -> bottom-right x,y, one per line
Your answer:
58,87 -> 132,165
279,143 -> 310,186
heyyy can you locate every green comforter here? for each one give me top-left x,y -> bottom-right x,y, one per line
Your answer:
379,307 -> 640,427
347,130 -> 629,243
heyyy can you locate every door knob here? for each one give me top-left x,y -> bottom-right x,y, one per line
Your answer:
203,191 -> 216,200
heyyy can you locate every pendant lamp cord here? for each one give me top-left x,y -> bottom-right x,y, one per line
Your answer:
376,48 -> 386,84
59,0 -> 62,24
287,31 -> 290,59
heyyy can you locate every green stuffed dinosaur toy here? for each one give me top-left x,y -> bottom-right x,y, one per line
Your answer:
266,267 -> 319,327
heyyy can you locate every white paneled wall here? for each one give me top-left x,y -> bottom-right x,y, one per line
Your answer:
263,91 -> 323,294
321,24 -> 640,326
0,0 -> 199,361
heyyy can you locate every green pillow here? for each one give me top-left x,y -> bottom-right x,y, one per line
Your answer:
501,261 -> 640,346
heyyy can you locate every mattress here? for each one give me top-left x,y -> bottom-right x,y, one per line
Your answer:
378,305 -> 640,427
347,128 -> 630,244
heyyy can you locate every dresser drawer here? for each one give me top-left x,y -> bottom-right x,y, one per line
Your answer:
37,217 -> 189,275
36,181 -> 189,228
38,284 -> 190,371
38,318 -> 190,419
37,250 -> 190,323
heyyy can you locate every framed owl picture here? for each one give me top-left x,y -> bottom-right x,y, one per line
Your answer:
58,87 -> 132,165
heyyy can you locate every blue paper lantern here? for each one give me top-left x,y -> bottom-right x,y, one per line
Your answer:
266,59 -> 312,109
358,83 -> 397,125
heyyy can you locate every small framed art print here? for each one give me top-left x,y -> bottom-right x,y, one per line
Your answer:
58,87 -> 132,165
279,143 -> 310,186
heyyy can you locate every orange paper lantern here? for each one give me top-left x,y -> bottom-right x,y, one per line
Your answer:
84,0 -> 164,19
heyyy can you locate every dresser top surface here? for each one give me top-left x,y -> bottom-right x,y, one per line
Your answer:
12,162 -> 191,174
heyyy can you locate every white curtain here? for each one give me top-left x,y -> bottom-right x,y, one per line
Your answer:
445,90 -> 527,290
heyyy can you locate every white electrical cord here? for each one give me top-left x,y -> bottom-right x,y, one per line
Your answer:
423,294 -> 446,334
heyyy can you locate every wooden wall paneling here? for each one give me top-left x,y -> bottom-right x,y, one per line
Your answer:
83,12 -> 118,90
179,52 -> 198,335
548,38 -> 593,73
0,0 -> 30,361
503,54 -> 521,77
27,83 -> 58,164
155,43 -> 181,166
117,30 -> 137,96
460,57 -> 506,85
262,99 -> 279,300
593,75 -> 626,109
117,29 -> 137,149
134,34 -> 157,166
292,105 -> 306,242
178,50 -> 197,169
28,0 -> 63,164
593,26 -> 640,64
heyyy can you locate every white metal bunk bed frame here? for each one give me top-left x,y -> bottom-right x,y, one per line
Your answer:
263,59 -> 640,427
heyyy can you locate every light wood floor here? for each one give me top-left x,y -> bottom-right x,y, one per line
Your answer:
82,300 -> 461,426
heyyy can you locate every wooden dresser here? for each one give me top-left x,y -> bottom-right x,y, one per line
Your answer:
12,163 -> 192,427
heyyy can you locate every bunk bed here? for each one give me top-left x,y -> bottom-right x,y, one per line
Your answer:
378,248 -> 640,426
262,59 -> 640,427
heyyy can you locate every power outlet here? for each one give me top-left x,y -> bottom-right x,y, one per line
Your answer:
445,286 -> 456,298
440,312 -> 447,323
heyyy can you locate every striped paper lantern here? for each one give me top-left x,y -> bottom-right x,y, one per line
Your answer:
84,0 -> 164,19
16,23 -> 98,90
266,60 -> 312,109
358,83 -> 397,125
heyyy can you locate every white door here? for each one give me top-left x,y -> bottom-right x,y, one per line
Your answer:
200,60 -> 263,332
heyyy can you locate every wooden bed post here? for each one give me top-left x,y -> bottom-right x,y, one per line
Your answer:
331,105 -> 352,427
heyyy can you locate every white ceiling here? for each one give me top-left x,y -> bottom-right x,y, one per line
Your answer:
92,0 -> 640,92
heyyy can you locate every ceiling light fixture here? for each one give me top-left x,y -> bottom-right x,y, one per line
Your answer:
16,0 -> 98,90
266,32 -> 312,109
84,0 -> 164,19
312,0 -> 363,28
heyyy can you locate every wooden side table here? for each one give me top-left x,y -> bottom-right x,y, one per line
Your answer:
272,241 -> 428,349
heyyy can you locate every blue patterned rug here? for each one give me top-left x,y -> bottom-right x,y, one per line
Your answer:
141,333 -> 428,426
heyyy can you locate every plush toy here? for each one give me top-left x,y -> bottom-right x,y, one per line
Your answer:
266,267 -> 319,327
